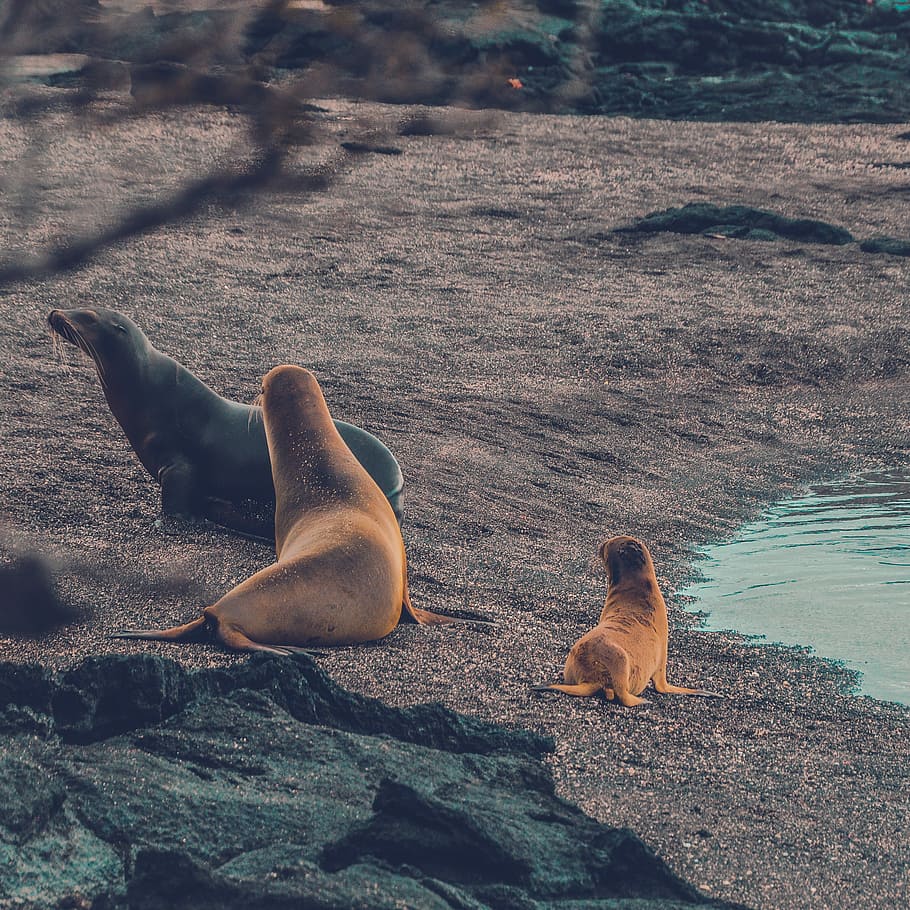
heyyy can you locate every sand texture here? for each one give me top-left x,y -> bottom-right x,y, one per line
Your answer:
1,89 -> 909,908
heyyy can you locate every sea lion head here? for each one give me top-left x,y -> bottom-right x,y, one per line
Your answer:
260,364 -> 324,423
597,535 -> 653,586
260,365 -> 335,469
48,308 -> 151,378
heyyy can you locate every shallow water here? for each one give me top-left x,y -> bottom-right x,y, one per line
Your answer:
681,471 -> 910,705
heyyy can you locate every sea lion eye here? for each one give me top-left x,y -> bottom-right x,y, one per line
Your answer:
114,323 -> 127,333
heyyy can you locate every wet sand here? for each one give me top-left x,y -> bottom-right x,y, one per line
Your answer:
1,90 -> 909,908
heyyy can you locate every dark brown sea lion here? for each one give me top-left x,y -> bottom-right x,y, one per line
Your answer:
47,308 -> 403,535
535,536 -> 720,707
112,365 -> 452,653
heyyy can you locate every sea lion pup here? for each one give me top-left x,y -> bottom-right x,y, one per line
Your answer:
112,366 -> 454,653
535,536 -> 720,707
47,307 -> 404,534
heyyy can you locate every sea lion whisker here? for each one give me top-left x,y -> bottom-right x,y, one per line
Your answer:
247,396 -> 263,431
80,335 -> 109,390
49,330 -> 72,371
94,356 -> 110,391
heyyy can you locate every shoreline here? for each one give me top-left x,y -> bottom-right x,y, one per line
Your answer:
675,467 -> 910,707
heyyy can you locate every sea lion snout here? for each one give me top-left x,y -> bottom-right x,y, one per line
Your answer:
47,308 -> 73,334
48,308 -> 138,360
48,308 -> 84,348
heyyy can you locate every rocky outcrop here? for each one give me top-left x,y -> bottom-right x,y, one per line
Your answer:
0,653 -> 745,909
617,203 -> 910,258
619,203 -> 855,244
3,0 -> 910,122
860,236 -> 910,256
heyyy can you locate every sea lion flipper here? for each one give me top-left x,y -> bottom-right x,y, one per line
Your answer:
533,682 -> 603,697
404,605 -> 496,628
530,683 -> 559,693
614,689 -> 650,707
158,458 -> 196,517
110,615 -> 208,642
652,669 -> 721,698
203,498 -> 274,541
214,623 -> 320,656
400,590 -> 494,628
408,606 -> 459,625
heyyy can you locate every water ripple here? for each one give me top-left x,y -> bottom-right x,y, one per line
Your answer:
681,471 -> 910,706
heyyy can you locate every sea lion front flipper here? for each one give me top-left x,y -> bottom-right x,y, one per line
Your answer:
214,623 -> 320,656
203,497 -> 275,543
652,668 -> 723,698
157,457 -> 197,517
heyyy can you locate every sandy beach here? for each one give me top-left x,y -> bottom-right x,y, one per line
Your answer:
1,89 -> 909,908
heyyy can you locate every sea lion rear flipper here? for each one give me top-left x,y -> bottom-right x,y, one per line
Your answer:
400,583 -> 493,627
400,583 -> 454,625
532,682 -> 602,697
400,602 -> 495,628
652,669 -> 723,698
110,615 -> 208,642
404,605 -> 459,625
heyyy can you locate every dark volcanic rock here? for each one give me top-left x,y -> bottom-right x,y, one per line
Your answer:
4,0 -> 910,121
0,654 -> 743,909
3,651 -> 549,755
322,777 -> 705,904
860,235 -> 910,256
620,203 -> 855,245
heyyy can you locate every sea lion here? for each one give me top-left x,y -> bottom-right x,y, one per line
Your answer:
47,308 -> 404,534
112,365 -> 453,653
535,536 -> 720,706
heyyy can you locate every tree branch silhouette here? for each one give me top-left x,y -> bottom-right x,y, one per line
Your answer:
0,1 -> 595,286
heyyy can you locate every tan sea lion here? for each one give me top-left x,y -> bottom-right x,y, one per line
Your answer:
535,536 -> 720,706
112,365 -> 452,653
47,308 -> 404,535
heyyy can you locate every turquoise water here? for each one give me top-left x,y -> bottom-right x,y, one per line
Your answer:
680,471 -> 910,705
